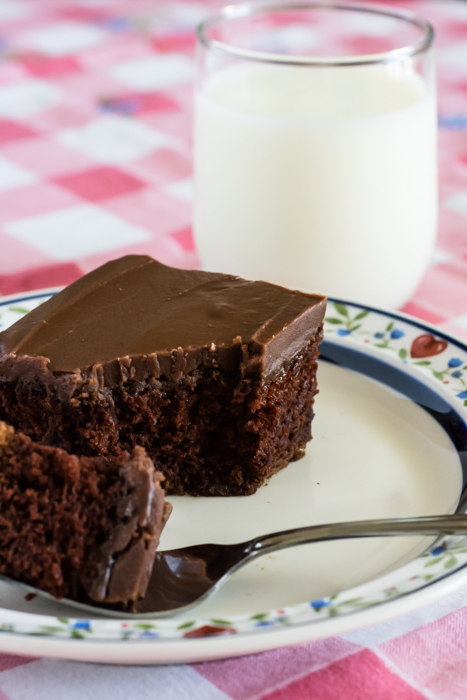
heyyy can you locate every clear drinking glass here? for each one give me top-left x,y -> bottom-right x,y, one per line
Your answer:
194,2 -> 436,309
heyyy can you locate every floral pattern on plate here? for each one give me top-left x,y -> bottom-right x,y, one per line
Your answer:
324,300 -> 467,407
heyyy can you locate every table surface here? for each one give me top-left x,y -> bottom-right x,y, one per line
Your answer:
1,0 -> 467,698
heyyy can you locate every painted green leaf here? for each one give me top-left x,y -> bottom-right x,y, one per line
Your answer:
70,630 -> 85,639
249,613 -> 268,622
424,574 -> 434,581
177,621 -> 195,630
8,307 -> 29,314
413,361 -> 431,366
444,556 -> 458,569
57,617 -> 69,625
464,400 -> 467,407
334,303 -> 349,317
424,556 -> 443,567
325,318 -> 344,325
134,623 -> 156,631
348,324 -> 361,333
399,348 -> 408,360
211,618 -> 233,625
328,607 -> 339,617
386,321 -> 394,332
354,310 -> 369,321
432,371 -> 444,381
35,626 -> 68,635
374,343 -> 389,349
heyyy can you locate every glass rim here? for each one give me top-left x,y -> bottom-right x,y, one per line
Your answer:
196,1 -> 435,67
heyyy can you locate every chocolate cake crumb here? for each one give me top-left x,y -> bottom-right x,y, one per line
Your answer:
0,421 -> 171,603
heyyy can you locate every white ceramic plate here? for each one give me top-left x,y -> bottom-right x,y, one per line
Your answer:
0,290 -> 467,664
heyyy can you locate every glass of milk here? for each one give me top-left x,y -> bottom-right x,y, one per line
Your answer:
194,2 -> 436,309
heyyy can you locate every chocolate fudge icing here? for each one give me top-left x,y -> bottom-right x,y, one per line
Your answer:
0,256 -> 326,388
81,448 -> 172,604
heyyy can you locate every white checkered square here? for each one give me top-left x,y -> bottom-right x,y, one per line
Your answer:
443,191 -> 467,216
58,115 -> 179,164
449,314 -> 467,329
19,21 -> 108,56
4,204 -> 151,261
164,3 -> 209,27
111,54 -> 194,91
429,247 -> 454,267
438,44 -> 467,72
438,1 -> 467,19
0,658 -> 229,700
0,0 -> 29,21
165,177 -> 194,203
0,80 -> 62,118
0,156 -> 37,192
345,12 -> 398,36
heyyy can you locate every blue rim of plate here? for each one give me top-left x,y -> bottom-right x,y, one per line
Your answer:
0,290 -> 467,642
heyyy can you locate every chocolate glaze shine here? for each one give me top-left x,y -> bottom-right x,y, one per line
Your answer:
0,256 -> 326,386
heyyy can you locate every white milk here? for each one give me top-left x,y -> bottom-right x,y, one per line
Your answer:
194,63 -> 437,307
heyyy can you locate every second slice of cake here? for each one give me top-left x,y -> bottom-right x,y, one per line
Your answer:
0,421 -> 171,604
0,256 -> 326,496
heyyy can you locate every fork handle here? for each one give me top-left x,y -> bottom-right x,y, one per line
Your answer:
248,515 -> 467,557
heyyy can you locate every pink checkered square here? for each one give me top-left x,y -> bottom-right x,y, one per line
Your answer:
0,653 -> 38,673
171,226 -> 195,252
54,166 -> 146,202
0,261 -> 82,295
261,649 -> 425,700
401,302 -> 447,325
151,34 -> 197,53
195,638 -> 359,700
18,53 -> 83,78
0,119 -> 38,145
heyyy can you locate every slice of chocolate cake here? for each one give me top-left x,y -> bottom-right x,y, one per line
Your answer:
0,421 -> 171,603
0,255 -> 326,496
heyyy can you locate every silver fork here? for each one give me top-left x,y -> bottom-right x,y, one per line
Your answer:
4,514 -> 467,619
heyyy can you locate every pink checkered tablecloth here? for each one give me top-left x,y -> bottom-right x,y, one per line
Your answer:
1,0 -> 467,697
